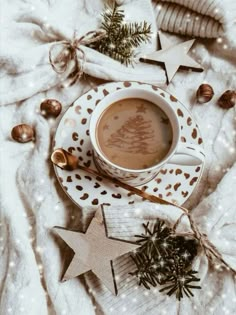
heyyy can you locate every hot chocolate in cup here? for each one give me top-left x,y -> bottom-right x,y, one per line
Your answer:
89,88 -> 205,186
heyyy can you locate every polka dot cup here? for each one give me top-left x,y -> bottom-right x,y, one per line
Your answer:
89,88 -> 205,187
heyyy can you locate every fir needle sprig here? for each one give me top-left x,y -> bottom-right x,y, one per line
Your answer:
159,260 -> 201,300
89,4 -> 152,65
130,219 -> 201,300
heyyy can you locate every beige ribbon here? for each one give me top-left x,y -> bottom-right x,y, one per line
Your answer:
49,30 -> 106,86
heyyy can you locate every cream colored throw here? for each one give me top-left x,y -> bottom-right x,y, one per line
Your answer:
0,0 -> 235,314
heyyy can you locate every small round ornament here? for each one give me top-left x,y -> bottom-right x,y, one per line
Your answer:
40,99 -> 62,118
217,90 -> 236,109
11,124 -> 35,143
196,84 -> 214,104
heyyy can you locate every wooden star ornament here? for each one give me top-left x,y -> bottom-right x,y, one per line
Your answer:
140,32 -> 203,83
54,207 -> 139,295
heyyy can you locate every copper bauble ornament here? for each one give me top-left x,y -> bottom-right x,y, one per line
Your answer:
11,124 -> 35,143
196,84 -> 214,104
218,90 -> 236,109
40,99 -> 62,118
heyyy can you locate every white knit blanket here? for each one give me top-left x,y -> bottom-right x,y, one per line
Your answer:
0,0 -> 235,314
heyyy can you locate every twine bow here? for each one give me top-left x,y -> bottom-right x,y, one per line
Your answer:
49,30 -> 106,86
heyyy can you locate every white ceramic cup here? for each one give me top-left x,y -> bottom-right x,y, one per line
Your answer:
89,88 -> 205,186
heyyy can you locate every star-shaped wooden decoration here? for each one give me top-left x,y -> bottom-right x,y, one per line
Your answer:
140,32 -> 203,83
54,207 -> 139,295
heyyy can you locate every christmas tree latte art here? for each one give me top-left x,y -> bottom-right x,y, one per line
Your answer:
96,99 -> 173,169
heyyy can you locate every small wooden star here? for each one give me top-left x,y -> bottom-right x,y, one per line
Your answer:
140,32 -> 203,83
54,207 -> 139,295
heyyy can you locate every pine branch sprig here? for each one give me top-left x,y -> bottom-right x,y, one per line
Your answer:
124,22 -> 152,47
89,4 -> 152,65
159,258 -> 201,300
101,5 -> 124,34
135,220 -> 172,257
130,218 -> 201,300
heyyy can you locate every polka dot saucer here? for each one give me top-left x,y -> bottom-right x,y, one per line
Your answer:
53,81 -> 205,209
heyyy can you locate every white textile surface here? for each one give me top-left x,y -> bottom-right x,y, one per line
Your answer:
0,0 -> 235,314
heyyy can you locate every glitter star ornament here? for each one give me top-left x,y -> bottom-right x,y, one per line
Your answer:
140,32 -> 203,83
54,207 -> 139,295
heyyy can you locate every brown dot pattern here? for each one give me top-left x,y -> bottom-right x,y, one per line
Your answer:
92,198 -> 99,205
187,117 -> 192,126
160,169 -> 167,175
190,177 -> 198,186
198,138 -> 203,144
170,95 -> 177,102
67,176 -> 72,182
84,160 -> 91,168
124,81 -> 131,87
192,128 -> 197,139
103,89 -> 109,96
112,193 -> 122,199
72,132 -> 79,141
80,193 -> 89,200
174,183 -> 181,191
54,81 -> 204,208
177,109 -> 184,117
175,169 -> 182,175
182,191 -> 188,197
76,185 -> 83,191
75,106 -> 81,114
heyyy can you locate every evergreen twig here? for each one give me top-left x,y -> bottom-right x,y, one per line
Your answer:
88,4 -> 152,65
130,219 -> 201,300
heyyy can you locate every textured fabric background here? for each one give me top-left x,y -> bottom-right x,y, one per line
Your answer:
0,0 -> 235,314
